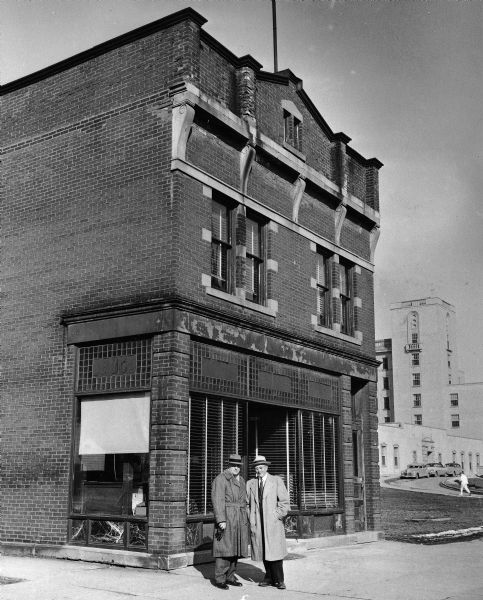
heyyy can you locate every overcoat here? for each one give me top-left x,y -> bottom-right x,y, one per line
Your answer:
246,473 -> 290,561
211,469 -> 249,558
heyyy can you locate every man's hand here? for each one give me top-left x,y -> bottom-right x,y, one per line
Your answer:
218,522 -> 226,530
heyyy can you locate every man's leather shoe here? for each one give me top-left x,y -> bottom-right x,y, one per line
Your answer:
275,582 -> 286,590
258,580 -> 272,587
214,582 -> 229,590
227,579 -> 242,586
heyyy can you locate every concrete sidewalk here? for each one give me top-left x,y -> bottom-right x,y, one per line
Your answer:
2,538 -> 483,600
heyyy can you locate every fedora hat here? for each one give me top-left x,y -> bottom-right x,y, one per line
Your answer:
228,454 -> 242,466
252,455 -> 271,467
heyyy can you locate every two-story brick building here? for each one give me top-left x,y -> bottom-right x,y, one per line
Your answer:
0,8 -> 383,569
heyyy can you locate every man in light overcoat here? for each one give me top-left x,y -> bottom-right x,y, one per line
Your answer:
247,455 -> 290,590
211,454 -> 249,590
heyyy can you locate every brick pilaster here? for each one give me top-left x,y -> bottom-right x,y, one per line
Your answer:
340,374 -> 355,533
149,331 -> 191,556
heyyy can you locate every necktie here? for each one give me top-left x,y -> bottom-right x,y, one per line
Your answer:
258,478 -> 264,503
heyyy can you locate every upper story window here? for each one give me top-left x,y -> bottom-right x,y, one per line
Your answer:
412,353 -> 420,366
210,196 -> 267,307
412,373 -> 421,387
339,260 -> 353,336
414,414 -> 422,426
413,394 -> 421,407
451,414 -> 460,428
245,213 -> 265,304
382,357 -> 389,370
282,100 -> 304,154
211,198 -> 234,293
450,393 -> 459,407
383,377 -> 389,390
316,250 -> 332,328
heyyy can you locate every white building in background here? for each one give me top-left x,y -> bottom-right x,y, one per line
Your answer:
377,297 -> 483,478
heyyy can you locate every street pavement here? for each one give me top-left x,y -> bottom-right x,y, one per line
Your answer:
2,536 -> 483,600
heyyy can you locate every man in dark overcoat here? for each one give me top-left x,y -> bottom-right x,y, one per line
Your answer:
211,453 -> 249,590
247,455 -> 290,590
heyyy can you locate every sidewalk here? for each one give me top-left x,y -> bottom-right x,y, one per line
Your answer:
2,538 -> 483,600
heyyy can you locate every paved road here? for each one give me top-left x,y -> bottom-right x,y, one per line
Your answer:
382,474 -> 477,496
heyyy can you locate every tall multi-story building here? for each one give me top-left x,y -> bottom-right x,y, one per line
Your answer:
1,9 -> 383,569
377,297 -> 483,477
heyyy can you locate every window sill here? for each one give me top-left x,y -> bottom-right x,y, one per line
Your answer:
282,141 -> 306,161
313,324 -> 362,346
205,286 -> 277,317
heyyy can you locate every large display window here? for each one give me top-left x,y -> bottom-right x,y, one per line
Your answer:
69,393 -> 150,550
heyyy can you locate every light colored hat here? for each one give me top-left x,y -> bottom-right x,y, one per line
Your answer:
228,454 -> 242,466
252,455 -> 271,467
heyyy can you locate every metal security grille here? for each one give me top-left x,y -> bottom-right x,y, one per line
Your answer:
77,339 -> 152,393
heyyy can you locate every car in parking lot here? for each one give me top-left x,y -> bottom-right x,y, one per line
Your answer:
400,464 -> 429,479
426,462 -> 446,477
445,462 -> 463,477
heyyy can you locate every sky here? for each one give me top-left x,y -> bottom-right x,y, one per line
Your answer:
2,0 -> 482,380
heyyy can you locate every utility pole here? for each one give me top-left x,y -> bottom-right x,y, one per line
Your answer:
272,0 -> 278,72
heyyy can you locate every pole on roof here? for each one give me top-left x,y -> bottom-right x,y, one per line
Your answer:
272,0 -> 278,72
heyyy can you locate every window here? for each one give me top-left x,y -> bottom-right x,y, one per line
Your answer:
414,414 -> 422,425
412,451 -> 417,462
384,416 -> 391,423
469,453 -> 473,472
413,394 -> 421,407
452,451 -> 457,462
188,396 -> 339,515
381,445 -> 386,467
339,260 -> 353,336
383,397 -> 390,410
383,377 -> 389,390
70,393 -> 150,550
316,250 -> 332,328
211,199 -> 234,293
210,198 -> 266,305
412,353 -> 420,366
460,452 -> 465,470
451,414 -> 460,428
450,393 -> 459,406
394,446 -> 399,468
382,357 -> 389,370
245,213 -> 264,304
411,333 -> 419,344
412,373 -> 421,386
284,110 -> 302,152
438,453 -> 442,463
477,454 -> 480,468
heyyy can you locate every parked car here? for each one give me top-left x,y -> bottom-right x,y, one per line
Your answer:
426,462 -> 446,477
400,464 -> 429,479
445,462 -> 463,477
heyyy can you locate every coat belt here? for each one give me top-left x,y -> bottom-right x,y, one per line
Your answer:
225,502 -> 246,507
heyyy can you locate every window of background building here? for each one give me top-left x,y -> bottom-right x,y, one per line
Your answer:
393,445 -> 399,468
383,377 -> 389,390
412,353 -> 420,366
477,454 -> 480,468
450,393 -> 459,407
412,373 -> 421,386
452,450 -> 457,462
245,212 -> 265,304
381,445 -> 387,467
460,452 -> 465,470
414,414 -> 422,426
412,333 -> 419,344
316,249 -> 332,328
451,414 -> 460,428
339,260 -> 353,336
469,452 -> 473,472
413,393 -> 421,407
382,357 -> 389,370
384,416 -> 390,423
412,450 -> 417,462
383,397 -> 390,410
438,453 -> 442,463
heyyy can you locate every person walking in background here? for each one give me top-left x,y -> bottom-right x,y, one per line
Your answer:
247,455 -> 290,590
211,454 -> 249,590
460,470 -> 471,496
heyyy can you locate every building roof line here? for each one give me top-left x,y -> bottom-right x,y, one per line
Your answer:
1,8 -> 207,94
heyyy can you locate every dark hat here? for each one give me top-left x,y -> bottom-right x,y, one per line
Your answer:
228,454 -> 242,466
252,455 -> 271,467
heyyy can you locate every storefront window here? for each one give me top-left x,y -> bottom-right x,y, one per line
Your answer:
70,393 -> 150,548
188,395 -> 339,515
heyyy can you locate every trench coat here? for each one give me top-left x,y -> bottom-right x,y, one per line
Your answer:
247,473 -> 290,562
211,469 -> 249,558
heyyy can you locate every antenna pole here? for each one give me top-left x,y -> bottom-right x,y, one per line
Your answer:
272,0 -> 278,72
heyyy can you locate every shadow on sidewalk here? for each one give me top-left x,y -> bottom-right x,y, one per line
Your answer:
191,559 -> 266,587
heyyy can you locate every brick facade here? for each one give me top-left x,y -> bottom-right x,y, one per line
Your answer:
0,8 -> 382,568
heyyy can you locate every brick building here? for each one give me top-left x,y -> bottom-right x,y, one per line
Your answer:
0,9 -> 383,568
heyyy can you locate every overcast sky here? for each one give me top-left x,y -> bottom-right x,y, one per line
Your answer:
2,0 -> 482,380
